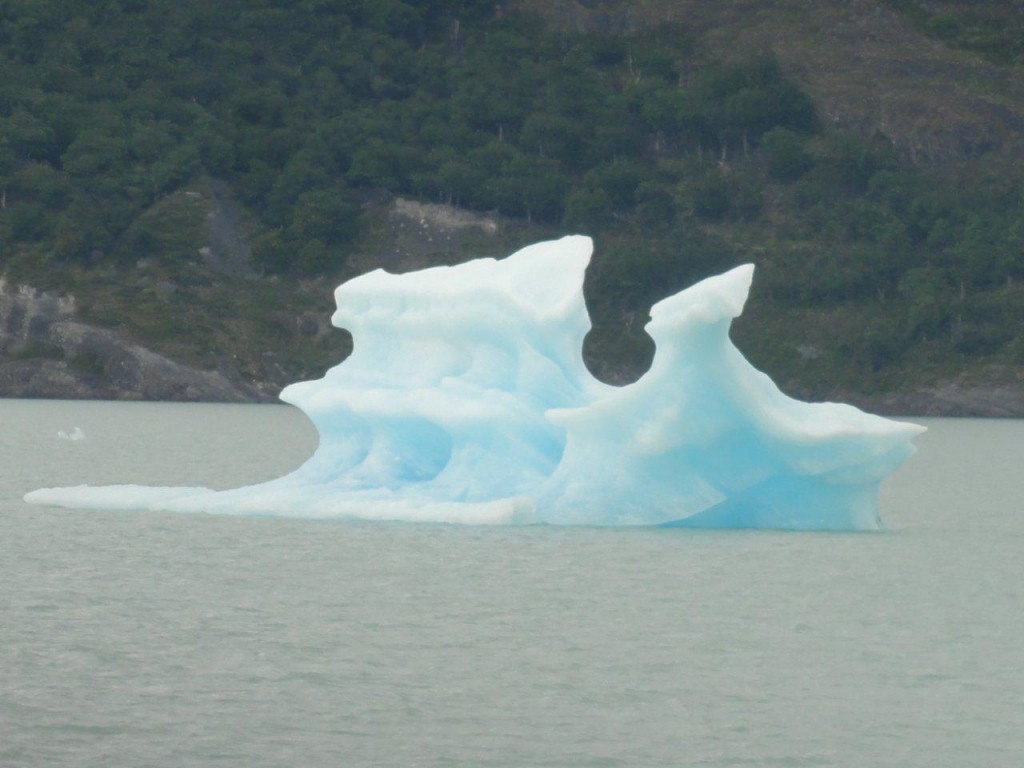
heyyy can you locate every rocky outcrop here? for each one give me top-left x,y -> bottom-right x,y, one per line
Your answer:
347,196 -> 512,275
0,281 -> 267,402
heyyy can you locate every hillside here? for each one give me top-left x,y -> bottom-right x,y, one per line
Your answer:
1,0 -> 1023,414
531,0 -> 1024,163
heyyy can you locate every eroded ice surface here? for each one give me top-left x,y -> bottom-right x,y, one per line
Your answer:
26,236 -> 923,529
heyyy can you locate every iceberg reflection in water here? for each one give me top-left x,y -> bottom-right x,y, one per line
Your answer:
26,236 -> 923,529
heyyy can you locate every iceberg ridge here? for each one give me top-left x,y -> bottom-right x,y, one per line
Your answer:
25,236 -> 923,529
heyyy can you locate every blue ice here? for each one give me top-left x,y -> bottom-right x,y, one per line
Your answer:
26,236 -> 923,529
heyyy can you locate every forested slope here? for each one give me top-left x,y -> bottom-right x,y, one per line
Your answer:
1,0 -> 1023,412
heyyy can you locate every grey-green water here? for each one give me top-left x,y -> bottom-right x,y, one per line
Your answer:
1,400 -> 1021,767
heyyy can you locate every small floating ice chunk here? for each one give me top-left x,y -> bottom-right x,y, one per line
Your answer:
25,485 -> 212,510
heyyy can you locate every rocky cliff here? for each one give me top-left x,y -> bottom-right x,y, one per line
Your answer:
0,280 -> 268,402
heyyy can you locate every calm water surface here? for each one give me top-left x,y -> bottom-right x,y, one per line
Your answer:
1,400 -> 1021,767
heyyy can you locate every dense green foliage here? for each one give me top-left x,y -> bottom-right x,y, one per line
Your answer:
1,0 -> 1022,395
0,0 -> 814,275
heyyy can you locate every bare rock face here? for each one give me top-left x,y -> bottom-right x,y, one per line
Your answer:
0,281 -> 265,402
346,197 -> 508,275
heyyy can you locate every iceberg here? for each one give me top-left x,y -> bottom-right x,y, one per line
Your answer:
26,236 -> 923,529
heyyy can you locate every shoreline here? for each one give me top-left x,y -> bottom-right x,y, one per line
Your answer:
3,381 -> 1022,419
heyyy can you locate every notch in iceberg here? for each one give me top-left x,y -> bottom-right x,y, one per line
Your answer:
26,236 -> 923,529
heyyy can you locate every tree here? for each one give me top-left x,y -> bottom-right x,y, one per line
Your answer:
899,266 -> 951,339
519,112 -> 586,169
290,186 -> 361,250
762,127 -> 813,181
814,132 -> 896,194
487,150 -> 569,222
563,187 -> 614,234
692,172 -> 732,221
0,110 -> 59,164
583,160 -> 646,210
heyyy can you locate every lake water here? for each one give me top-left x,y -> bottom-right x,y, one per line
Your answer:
1,399 -> 1021,767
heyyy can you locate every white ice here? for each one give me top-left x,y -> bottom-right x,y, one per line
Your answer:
26,236 -> 923,529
